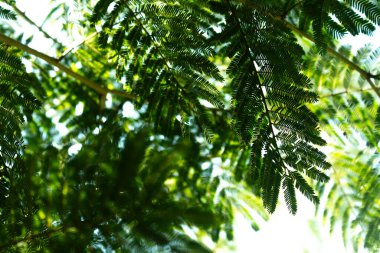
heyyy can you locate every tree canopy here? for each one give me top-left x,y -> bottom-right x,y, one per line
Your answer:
0,0 -> 379,252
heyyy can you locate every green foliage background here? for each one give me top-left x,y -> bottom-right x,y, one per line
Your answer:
0,0 -> 379,252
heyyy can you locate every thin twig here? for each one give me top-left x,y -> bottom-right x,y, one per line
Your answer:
58,32 -> 98,61
281,15 -> 380,99
5,1 -> 116,85
0,33 -> 134,99
319,87 -> 374,98
5,1 -> 62,46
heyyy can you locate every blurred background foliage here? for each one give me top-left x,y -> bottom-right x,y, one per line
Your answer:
0,0 -> 379,252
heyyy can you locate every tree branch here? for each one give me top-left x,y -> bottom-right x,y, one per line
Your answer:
0,33 -> 134,99
235,0 -> 380,99
284,22 -> 380,98
5,1 -> 115,79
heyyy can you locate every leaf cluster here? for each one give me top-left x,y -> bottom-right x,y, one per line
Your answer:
1,0 -> 380,252
305,42 -> 380,252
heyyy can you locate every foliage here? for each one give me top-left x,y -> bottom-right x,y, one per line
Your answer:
0,0 -> 379,252
305,43 -> 380,251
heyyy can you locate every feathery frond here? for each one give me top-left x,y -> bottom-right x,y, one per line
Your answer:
91,0 -> 224,138
209,0 -> 330,213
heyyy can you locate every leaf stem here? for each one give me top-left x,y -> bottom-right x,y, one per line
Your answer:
319,87 -> 374,98
226,0 -> 287,174
0,33 -> 134,99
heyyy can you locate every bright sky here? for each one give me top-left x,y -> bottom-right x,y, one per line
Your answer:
231,195 -> 349,253
10,0 -> 378,252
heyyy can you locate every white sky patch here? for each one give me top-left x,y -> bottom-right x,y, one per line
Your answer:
105,93 -> 113,108
22,58 -> 34,72
75,102 -> 84,116
68,143 -> 82,155
45,108 -> 55,118
93,127 -> 100,135
45,107 -> 69,136
341,29 -> 380,52
122,101 -> 139,119
228,193 -> 350,253
199,99 -> 214,108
